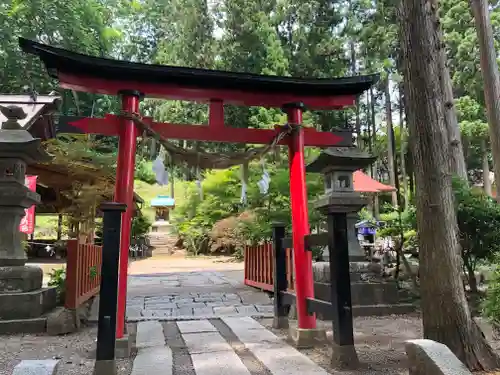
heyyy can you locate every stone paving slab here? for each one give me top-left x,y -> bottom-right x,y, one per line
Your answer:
131,346 -> 173,375
191,351 -> 251,375
221,316 -> 267,331
223,317 -> 329,375
182,331 -> 234,354
132,316 -> 340,375
126,311 -> 274,322
136,321 -> 165,348
126,271 -> 273,321
177,320 -> 218,334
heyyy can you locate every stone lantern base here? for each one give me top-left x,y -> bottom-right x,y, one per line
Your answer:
0,265 -> 57,333
310,261 -> 415,318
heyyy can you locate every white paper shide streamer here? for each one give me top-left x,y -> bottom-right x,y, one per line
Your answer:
257,159 -> 271,195
152,155 -> 169,186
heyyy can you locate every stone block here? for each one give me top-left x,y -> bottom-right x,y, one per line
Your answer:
194,296 -> 223,303
213,306 -> 237,315
0,287 -> 57,320
288,323 -> 327,349
46,307 -> 79,335
239,293 -> 271,305
235,305 -> 257,314
255,305 -> 273,313
172,307 -> 193,316
116,335 -> 133,359
314,281 -> 399,306
405,339 -> 472,375
176,302 -> 206,309
144,303 -> 176,310
0,317 -> 47,334
193,307 -> 214,317
13,360 -> 60,375
0,266 -> 43,293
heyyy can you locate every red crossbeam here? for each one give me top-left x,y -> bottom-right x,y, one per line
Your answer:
59,73 -> 357,110
68,115 -> 350,146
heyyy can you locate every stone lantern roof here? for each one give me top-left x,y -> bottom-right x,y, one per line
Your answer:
0,105 -> 52,163
306,147 -> 376,173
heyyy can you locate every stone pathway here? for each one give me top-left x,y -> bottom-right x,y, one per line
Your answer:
131,317 -> 330,375
126,270 -> 274,321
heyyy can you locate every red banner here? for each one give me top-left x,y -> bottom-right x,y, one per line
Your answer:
20,175 -> 38,234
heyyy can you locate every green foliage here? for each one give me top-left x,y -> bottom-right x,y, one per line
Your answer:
380,179 -> 500,273
482,257 -> 500,325
172,160 -> 324,255
378,204 -> 417,240
48,268 -> 66,305
135,159 -> 157,184
131,215 -> 152,240
453,178 -> 500,274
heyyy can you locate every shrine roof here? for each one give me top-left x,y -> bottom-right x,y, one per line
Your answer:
0,93 -> 60,130
151,196 -> 175,207
19,38 -> 379,109
353,170 -> 396,193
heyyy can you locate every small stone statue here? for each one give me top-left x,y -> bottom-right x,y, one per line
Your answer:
0,105 -> 26,130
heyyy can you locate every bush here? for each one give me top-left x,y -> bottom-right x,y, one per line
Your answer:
48,268 -> 66,305
131,215 -> 152,240
482,257 -> 500,326
135,159 -> 157,184
172,160 -> 324,255
454,178 -> 500,292
209,211 -> 256,254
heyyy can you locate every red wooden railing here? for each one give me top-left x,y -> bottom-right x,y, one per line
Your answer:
65,240 -> 102,309
244,243 -> 295,291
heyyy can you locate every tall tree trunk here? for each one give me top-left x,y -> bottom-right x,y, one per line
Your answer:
369,87 -> 379,217
399,0 -> 500,370
482,138 -> 492,196
399,84 -> 409,210
384,79 -> 398,207
470,0 -> 500,202
366,92 -> 374,176
432,4 -> 468,179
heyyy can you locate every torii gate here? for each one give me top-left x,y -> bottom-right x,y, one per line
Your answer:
19,37 -> 377,339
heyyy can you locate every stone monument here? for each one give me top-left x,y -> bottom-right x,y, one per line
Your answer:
306,147 -> 414,316
0,105 -> 57,333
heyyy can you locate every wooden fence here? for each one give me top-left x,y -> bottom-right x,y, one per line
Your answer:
65,240 -> 102,309
244,242 -> 294,292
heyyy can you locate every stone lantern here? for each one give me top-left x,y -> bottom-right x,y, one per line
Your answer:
0,105 -> 55,332
306,147 -> 376,262
306,146 -> 412,326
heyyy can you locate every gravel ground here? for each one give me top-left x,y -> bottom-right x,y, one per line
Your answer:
0,326 -> 134,375
260,315 -> 422,375
261,314 -> 500,374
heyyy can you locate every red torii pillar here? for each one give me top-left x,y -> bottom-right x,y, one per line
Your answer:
285,103 -> 316,330
114,90 -> 140,338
